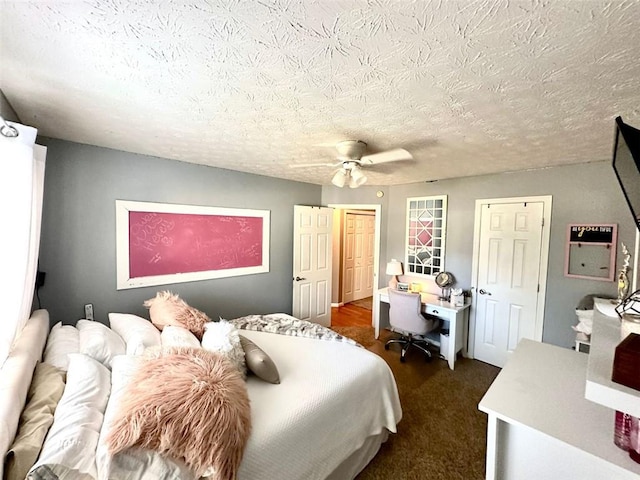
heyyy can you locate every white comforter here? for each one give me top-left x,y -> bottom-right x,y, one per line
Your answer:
239,330 -> 402,480
6,314 -> 402,480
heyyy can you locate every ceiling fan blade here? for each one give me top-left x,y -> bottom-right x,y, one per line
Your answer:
360,148 -> 412,165
289,161 -> 341,169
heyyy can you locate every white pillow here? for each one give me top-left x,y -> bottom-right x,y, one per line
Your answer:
30,353 -> 111,479
0,391 -> 22,479
96,354 -> 143,480
201,320 -> 246,377
108,313 -> 161,356
43,322 -> 79,371
0,310 -> 49,480
77,320 -> 125,369
161,325 -> 201,349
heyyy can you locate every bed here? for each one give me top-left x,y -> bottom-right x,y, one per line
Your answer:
0,308 -> 402,480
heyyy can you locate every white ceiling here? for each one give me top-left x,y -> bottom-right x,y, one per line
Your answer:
1,1 -> 639,186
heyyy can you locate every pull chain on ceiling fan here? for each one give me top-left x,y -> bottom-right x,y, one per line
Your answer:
289,140 -> 413,188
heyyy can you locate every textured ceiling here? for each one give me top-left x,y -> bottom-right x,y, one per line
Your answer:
1,0 -> 640,186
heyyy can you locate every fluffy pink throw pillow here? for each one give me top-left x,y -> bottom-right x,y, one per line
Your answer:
143,291 -> 210,339
106,348 -> 251,479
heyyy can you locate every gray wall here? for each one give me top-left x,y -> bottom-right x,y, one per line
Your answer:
32,133 -> 637,348
322,161 -> 637,348
37,138 -> 321,324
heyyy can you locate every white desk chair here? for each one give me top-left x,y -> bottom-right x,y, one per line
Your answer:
384,289 -> 440,363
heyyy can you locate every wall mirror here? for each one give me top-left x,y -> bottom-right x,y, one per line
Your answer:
405,195 -> 448,276
564,224 -> 617,281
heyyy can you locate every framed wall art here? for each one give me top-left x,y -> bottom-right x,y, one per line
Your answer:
405,195 -> 448,276
116,200 -> 270,289
564,223 -> 617,281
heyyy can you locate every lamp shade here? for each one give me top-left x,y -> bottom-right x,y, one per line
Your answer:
331,168 -> 347,187
386,259 -> 403,276
348,165 -> 367,188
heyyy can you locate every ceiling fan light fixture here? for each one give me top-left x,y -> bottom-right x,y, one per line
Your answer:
349,165 -> 367,188
331,168 -> 348,187
302,140 -> 409,187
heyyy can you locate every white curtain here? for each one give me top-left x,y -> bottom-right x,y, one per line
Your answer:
0,120 -> 46,366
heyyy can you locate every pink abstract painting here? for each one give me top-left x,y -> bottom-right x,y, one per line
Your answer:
128,211 -> 264,278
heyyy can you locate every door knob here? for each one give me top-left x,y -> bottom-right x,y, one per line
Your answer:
478,289 -> 492,296
294,276 -> 307,282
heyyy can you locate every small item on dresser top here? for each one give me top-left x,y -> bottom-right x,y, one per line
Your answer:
617,243 -> 631,303
621,314 -> 640,341
611,332 -> 640,391
397,282 -> 409,292
615,288 -> 640,320
615,410 -> 633,451
409,282 -> 421,293
629,416 -> 640,464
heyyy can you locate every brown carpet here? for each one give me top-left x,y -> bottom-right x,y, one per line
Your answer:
333,327 -> 501,480
332,325 -> 376,348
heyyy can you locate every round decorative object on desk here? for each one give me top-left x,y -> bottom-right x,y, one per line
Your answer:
435,271 -> 455,301
435,271 -> 453,288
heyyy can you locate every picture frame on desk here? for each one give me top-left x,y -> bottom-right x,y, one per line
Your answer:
397,282 -> 409,292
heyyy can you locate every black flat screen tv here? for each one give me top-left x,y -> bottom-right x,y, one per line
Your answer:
612,116 -> 640,231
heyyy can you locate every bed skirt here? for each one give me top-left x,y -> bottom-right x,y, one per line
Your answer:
326,430 -> 389,480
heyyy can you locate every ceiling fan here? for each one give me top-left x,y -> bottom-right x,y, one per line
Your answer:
290,140 -> 413,188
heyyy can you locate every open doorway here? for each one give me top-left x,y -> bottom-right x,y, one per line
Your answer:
328,204 -> 381,328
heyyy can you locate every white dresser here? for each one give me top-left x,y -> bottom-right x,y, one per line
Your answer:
479,300 -> 640,479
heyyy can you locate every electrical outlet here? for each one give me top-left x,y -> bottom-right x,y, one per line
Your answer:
84,303 -> 94,321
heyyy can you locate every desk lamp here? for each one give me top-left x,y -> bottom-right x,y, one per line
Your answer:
386,259 -> 403,289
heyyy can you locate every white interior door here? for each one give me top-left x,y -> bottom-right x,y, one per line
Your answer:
342,213 -> 355,303
342,212 -> 375,303
472,199 -> 549,367
352,214 -> 365,300
292,205 -> 333,326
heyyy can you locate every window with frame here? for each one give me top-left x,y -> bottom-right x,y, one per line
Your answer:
405,195 -> 447,276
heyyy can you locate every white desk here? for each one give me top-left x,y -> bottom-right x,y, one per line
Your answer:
373,287 -> 471,370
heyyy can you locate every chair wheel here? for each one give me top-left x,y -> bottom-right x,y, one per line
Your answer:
384,344 -> 390,350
